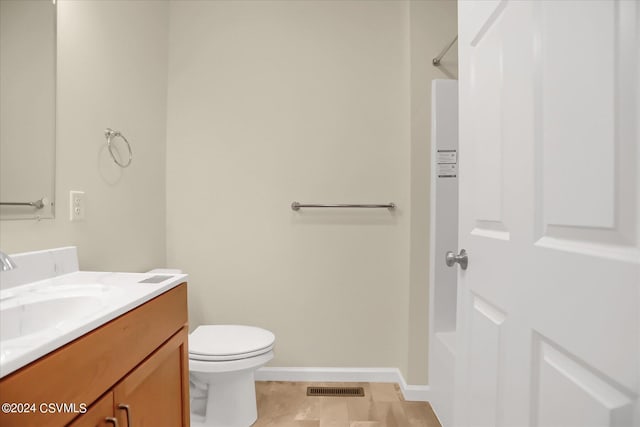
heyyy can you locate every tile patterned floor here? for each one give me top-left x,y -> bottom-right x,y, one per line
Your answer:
253,382 -> 442,427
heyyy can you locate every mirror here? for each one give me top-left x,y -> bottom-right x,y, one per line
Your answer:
0,0 -> 56,220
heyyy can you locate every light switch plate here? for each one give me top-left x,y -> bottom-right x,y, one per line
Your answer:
69,191 -> 85,221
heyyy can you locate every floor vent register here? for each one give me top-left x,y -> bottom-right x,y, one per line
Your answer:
306,386 -> 365,397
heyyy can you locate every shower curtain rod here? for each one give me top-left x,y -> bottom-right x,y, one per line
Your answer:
432,35 -> 458,66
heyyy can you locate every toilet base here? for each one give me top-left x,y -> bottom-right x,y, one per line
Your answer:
189,348 -> 274,427
190,367 -> 264,427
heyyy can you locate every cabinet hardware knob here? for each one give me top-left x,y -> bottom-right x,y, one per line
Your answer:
117,404 -> 132,427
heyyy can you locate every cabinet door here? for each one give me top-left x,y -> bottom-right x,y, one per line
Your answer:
67,392 -> 115,427
114,327 -> 190,427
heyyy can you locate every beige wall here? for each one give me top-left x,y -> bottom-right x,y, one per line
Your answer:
166,0 -> 457,384
0,0 -> 169,272
0,0 -> 457,385
166,0 -> 412,375
408,0 -> 458,384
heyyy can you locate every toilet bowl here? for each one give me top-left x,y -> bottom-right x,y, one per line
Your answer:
188,325 -> 275,427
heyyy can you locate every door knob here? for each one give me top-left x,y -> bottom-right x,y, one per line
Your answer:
446,249 -> 468,270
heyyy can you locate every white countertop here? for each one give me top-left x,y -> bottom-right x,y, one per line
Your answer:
0,263 -> 187,378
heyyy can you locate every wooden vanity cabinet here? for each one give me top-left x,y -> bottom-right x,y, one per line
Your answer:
0,283 -> 190,427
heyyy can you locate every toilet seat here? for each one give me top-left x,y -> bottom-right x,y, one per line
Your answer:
189,344 -> 274,361
189,325 -> 275,361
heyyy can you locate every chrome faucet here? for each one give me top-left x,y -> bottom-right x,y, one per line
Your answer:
0,251 -> 17,271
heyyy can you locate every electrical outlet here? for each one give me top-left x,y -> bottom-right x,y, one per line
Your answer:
69,191 -> 85,221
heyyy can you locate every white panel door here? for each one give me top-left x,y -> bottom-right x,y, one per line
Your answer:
455,1 -> 639,427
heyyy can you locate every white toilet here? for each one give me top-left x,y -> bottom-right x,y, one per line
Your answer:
145,270 -> 275,427
188,325 -> 275,427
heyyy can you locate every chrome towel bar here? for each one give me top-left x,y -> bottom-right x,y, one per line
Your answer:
291,202 -> 396,211
0,198 -> 45,209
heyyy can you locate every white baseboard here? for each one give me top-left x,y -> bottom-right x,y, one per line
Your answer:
400,384 -> 432,402
255,367 -> 430,402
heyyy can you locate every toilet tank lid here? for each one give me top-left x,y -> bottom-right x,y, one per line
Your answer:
189,325 -> 275,357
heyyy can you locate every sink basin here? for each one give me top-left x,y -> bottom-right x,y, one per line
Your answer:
0,284 -> 121,342
1,295 -> 103,341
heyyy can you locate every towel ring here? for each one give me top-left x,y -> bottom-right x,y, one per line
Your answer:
104,128 -> 132,168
